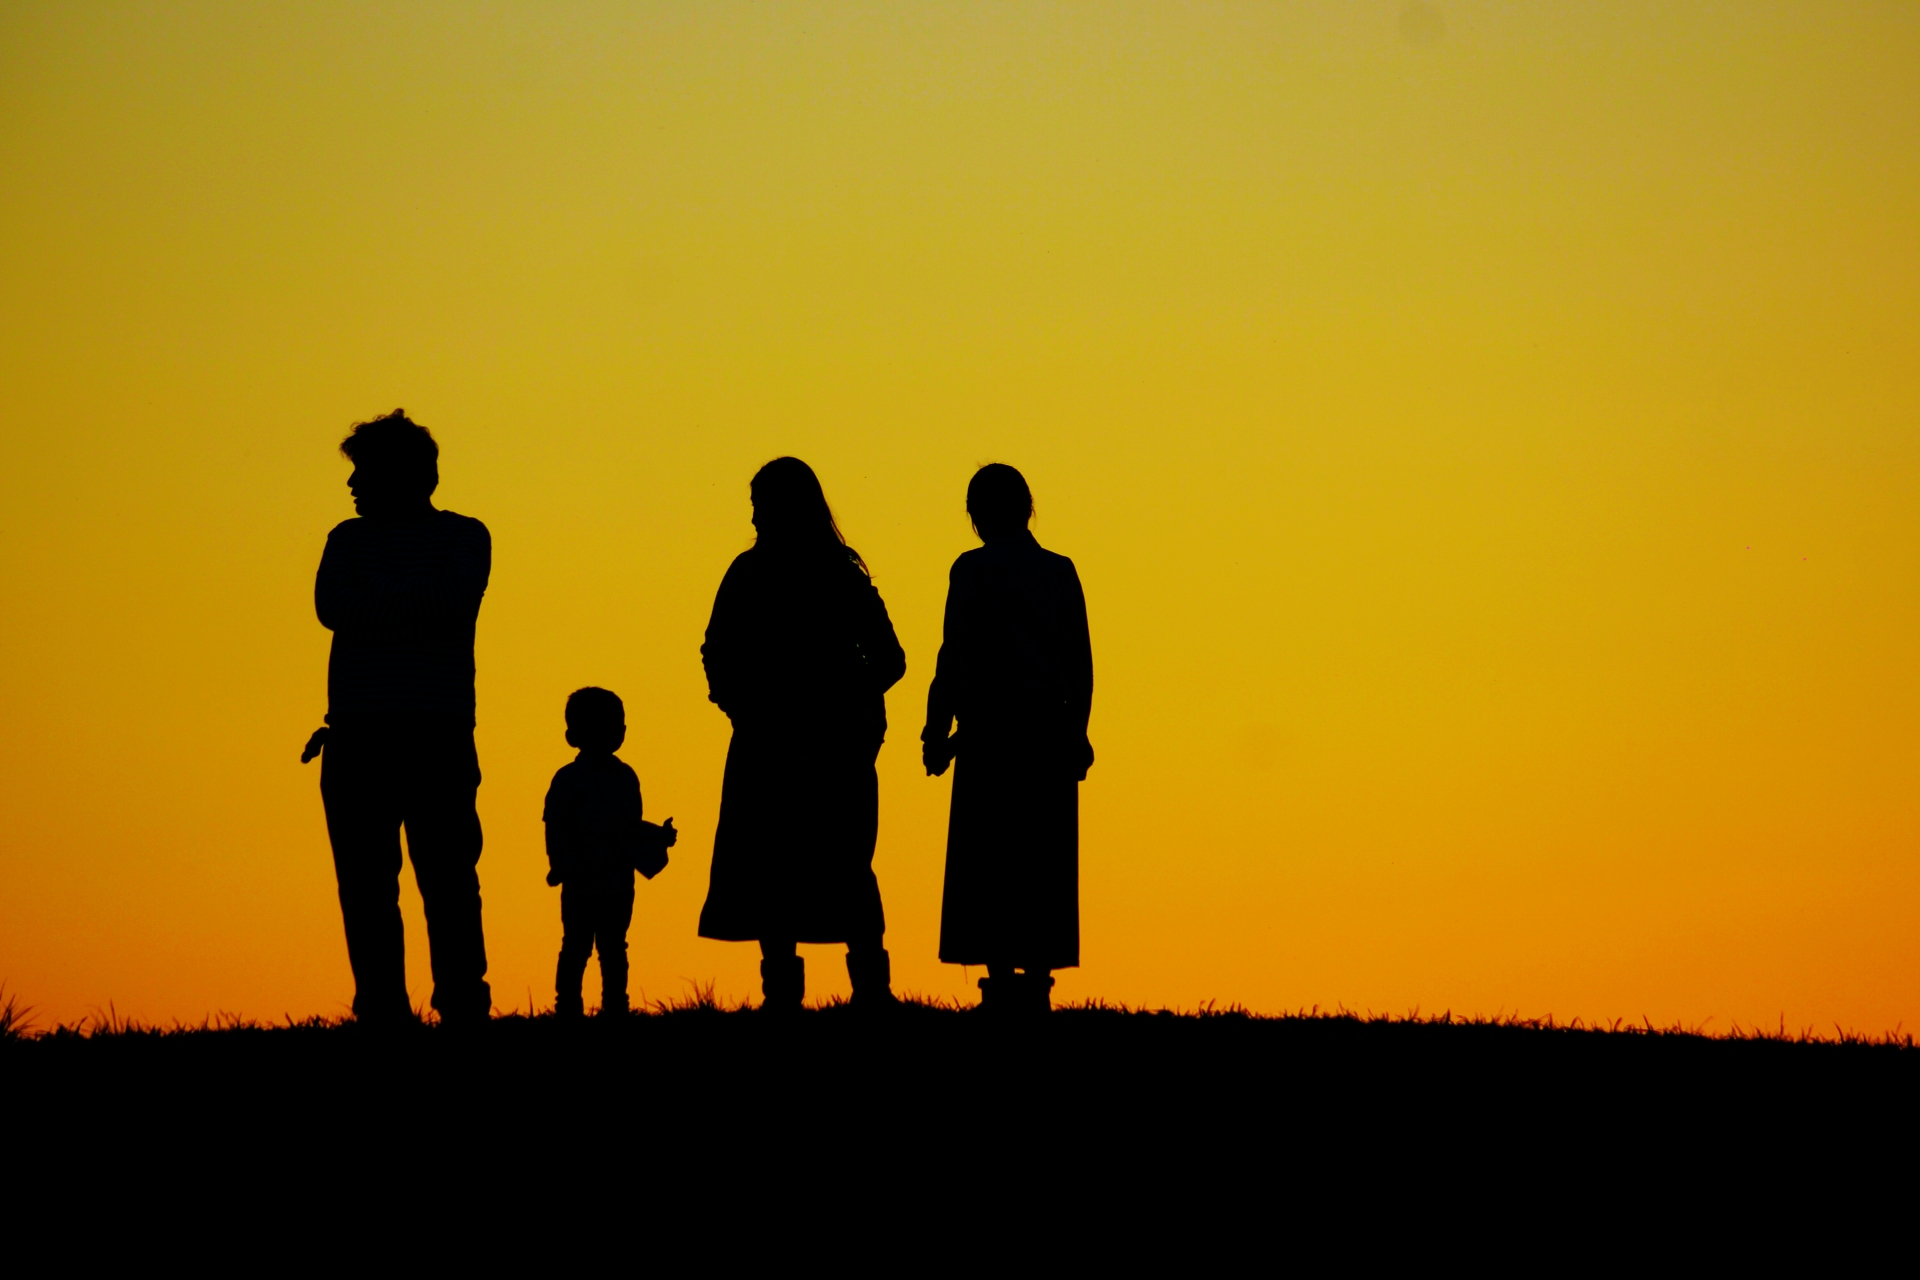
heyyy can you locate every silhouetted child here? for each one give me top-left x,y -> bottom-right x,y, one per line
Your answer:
545,687 -> 676,1018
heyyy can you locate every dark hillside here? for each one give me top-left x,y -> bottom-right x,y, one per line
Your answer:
7,1001 -> 1913,1232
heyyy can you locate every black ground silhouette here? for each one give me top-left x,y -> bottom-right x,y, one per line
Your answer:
8,994 -> 1914,1232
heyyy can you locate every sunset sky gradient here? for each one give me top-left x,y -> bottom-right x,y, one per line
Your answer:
2,1 -> 1915,1030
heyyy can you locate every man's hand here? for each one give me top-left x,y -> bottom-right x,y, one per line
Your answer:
660,817 -> 678,848
922,733 -> 956,777
301,727 -> 330,764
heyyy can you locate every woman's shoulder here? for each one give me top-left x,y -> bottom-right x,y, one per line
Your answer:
950,546 -> 991,577
718,546 -> 765,584
1021,542 -> 1084,601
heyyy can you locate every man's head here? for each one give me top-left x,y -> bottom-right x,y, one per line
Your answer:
341,409 -> 439,517
565,686 -> 626,754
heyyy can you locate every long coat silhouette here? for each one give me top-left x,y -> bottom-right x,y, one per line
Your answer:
697,543 -> 907,944
926,530 -> 1093,970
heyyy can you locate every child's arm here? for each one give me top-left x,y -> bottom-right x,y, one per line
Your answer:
544,817 -> 570,886
541,771 -> 576,890
620,766 -> 674,847
543,777 -> 575,886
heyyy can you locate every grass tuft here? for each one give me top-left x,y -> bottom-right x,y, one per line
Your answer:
0,983 -> 35,1042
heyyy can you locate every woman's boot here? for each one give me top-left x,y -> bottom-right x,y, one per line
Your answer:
977,965 -> 1017,1014
760,954 -> 804,1012
846,947 -> 898,1010
1023,971 -> 1056,1015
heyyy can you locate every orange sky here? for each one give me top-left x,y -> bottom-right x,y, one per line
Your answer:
1,2 -> 1915,1031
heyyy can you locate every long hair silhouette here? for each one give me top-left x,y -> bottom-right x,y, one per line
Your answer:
749,456 -> 868,575
700,457 -> 906,1010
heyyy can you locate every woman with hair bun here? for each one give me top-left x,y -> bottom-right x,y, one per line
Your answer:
923,464 -> 1093,1013
698,457 -> 907,1010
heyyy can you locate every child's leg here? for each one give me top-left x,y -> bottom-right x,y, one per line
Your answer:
595,881 -> 635,1016
555,883 -> 593,1018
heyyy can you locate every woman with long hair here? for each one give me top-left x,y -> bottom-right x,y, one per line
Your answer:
698,457 -> 907,1009
922,464 -> 1093,1013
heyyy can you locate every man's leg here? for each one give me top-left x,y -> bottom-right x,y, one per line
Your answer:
319,736 -> 412,1025
404,733 -> 491,1024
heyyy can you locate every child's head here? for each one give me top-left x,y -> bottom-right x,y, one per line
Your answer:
564,686 -> 626,754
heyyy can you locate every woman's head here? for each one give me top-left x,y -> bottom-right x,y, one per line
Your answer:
966,463 -> 1034,542
750,457 -> 866,571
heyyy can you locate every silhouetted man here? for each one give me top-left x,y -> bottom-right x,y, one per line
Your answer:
309,409 -> 492,1028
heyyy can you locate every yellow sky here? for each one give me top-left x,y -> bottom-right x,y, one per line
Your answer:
1,2 -> 1915,1030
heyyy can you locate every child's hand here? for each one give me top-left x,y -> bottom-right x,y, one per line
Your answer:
660,818 -> 678,848
922,734 -> 955,777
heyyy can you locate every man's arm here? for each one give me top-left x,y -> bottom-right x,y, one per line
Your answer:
315,523 -> 368,633
362,516 -> 490,625
316,516 -> 490,635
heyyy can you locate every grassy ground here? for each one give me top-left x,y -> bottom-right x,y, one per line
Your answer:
6,987 -> 1913,1232
9,989 -> 1914,1129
